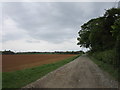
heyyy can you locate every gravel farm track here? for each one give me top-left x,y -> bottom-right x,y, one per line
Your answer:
2,54 -> 76,72
24,55 -> 119,88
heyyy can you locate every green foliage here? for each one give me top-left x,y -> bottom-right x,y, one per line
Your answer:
89,49 -> 119,81
115,34 -> 120,76
111,18 -> 120,38
92,50 -> 115,65
77,8 -> 120,52
89,56 -> 119,81
77,29 -> 91,48
2,55 -> 80,88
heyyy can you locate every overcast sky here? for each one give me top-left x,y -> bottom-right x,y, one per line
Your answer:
1,2 -> 116,52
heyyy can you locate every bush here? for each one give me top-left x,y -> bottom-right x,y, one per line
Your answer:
92,50 -> 115,65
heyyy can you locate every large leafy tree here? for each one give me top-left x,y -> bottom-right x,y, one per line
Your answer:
77,8 -> 120,52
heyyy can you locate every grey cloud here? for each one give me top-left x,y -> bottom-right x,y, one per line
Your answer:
3,34 -> 19,42
3,2 -> 115,43
2,32 -> 26,42
26,40 -> 41,43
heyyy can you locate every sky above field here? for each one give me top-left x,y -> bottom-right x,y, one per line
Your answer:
1,2 -> 117,52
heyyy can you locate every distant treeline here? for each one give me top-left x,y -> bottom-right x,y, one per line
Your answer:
1,50 -> 84,55
1,50 -> 15,55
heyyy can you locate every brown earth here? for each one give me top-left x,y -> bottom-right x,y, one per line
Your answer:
2,54 -> 76,72
24,55 -> 119,88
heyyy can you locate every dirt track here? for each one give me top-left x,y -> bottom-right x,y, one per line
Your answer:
24,55 -> 119,88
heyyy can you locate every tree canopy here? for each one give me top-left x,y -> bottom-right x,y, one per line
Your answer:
77,8 -> 120,52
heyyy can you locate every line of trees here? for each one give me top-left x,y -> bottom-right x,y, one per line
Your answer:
2,50 -> 15,55
77,8 -> 120,80
2,50 -> 84,55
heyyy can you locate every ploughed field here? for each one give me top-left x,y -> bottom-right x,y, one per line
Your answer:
2,54 -> 76,72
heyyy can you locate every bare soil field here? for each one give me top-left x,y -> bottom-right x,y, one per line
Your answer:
2,54 -> 76,72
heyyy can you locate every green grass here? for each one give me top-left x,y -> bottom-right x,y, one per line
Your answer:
2,55 -> 81,88
89,56 -> 119,81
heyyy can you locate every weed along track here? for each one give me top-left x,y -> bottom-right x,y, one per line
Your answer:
2,54 -> 76,72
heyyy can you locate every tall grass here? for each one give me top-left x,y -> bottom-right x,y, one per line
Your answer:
2,55 -> 80,88
88,50 -> 119,82
92,50 -> 115,65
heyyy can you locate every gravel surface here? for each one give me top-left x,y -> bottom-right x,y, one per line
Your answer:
23,55 -> 119,88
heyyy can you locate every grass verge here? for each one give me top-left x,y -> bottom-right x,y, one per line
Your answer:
89,56 -> 118,81
2,54 -> 80,88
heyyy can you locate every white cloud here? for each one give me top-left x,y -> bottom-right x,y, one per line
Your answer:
2,38 -> 81,52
